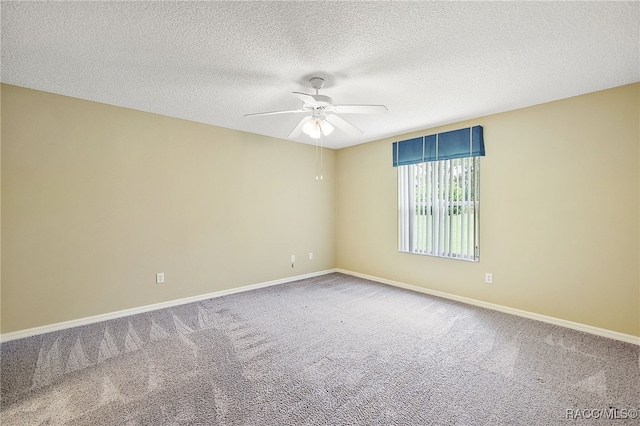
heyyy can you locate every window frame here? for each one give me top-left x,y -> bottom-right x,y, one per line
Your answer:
397,156 -> 481,262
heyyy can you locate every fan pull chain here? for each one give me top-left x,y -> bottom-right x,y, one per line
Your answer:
320,132 -> 324,180
316,133 -> 324,180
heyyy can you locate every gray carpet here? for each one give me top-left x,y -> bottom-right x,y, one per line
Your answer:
1,273 -> 639,425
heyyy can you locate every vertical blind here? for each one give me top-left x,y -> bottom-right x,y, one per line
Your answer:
393,126 -> 485,261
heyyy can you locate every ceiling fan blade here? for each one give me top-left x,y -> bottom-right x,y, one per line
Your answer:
289,116 -> 313,138
333,105 -> 388,114
293,91 -> 317,105
325,114 -> 363,136
244,109 -> 306,117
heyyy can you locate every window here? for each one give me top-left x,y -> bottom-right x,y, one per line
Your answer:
393,126 -> 485,262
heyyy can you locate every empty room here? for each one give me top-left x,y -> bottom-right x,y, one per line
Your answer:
1,1 -> 639,425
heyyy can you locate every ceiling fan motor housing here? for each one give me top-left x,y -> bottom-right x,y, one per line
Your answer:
311,94 -> 332,107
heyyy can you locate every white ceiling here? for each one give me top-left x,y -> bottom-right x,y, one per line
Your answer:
1,1 -> 639,149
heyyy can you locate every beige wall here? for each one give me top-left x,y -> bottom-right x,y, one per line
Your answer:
2,83 -> 639,338
1,84 -> 335,333
336,83 -> 640,337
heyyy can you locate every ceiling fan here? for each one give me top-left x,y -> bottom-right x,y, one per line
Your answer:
244,77 -> 387,139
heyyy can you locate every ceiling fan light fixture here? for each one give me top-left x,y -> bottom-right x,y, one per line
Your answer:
309,123 -> 322,139
302,120 -> 316,136
319,120 -> 334,136
302,118 -> 333,139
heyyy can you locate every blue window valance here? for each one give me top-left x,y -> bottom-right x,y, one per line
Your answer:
392,125 -> 485,167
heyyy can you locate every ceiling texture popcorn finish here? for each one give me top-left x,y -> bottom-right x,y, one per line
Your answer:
1,1 -> 638,149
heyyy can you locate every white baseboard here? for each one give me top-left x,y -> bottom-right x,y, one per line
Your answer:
0,269 -> 337,343
4,268 -> 637,346
336,269 -> 640,346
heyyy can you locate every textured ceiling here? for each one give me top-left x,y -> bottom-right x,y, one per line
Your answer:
1,1 -> 639,149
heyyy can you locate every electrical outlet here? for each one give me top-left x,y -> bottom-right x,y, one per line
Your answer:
309,252 -> 313,260
291,255 -> 295,268
485,273 -> 493,284
156,273 -> 165,284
